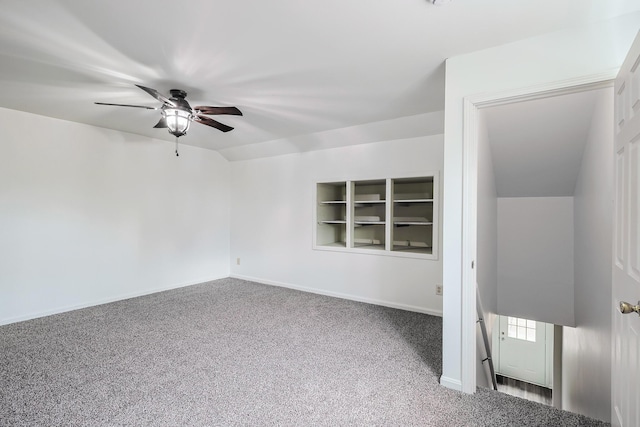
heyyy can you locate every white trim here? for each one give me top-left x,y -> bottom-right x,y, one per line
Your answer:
230,273 -> 443,317
312,244 -> 438,260
459,71 -> 617,394
467,70 -> 618,107
0,275 -> 228,326
314,169 -> 443,184
545,322 -> 555,389
461,98 -> 479,393
440,376 -> 463,391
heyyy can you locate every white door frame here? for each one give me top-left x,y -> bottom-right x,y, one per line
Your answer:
460,71 -> 617,393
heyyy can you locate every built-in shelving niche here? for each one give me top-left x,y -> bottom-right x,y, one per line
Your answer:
353,179 -> 387,251
314,174 -> 438,259
316,181 -> 348,248
391,177 -> 434,255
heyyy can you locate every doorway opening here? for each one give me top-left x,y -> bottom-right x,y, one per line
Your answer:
473,83 -> 614,415
493,315 -> 553,406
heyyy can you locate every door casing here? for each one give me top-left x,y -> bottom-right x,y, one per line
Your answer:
459,72 -> 617,393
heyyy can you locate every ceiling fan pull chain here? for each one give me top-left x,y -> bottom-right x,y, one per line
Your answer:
175,136 -> 179,157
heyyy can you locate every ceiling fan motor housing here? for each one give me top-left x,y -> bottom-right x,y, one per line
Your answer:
168,90 -> 192,111
169,89 -> 188,99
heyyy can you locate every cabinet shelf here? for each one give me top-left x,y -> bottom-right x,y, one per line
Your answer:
354,236 -> 385,250
353,243 -> 385,250
322,241 -> 347,248
354,200 -> 386,206
392,246 -> 432,254
394,199 -> 433,204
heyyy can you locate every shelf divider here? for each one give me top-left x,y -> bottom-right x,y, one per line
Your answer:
347,181 -> 354,249
386,178 -> 393,251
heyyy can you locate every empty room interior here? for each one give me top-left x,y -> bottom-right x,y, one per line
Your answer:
1,1 -> 640,425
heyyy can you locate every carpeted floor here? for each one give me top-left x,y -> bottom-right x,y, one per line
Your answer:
1,278 -> 608,426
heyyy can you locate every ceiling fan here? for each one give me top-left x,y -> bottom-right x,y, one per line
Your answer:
95,84 -> 242,138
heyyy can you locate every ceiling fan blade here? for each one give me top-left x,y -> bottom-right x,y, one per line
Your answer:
195,115 -> 234,132
95,102 -> 157,110
135,84 -> 176,107
153,117 -> 168,128
194,106 -> 243,116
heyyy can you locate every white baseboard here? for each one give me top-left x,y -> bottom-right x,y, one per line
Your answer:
230,274 -> 443,317
2,274 -> 443,326
0,275 -> 228,326
440,376 -> 463,391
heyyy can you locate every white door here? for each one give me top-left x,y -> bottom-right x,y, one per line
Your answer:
612,30 -> 640,427
497,316 -> 547,386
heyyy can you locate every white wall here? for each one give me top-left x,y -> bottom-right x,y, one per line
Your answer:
561,89 -> 613,422
476,114 -> 498,388
0,108 -> 231,325
229,135 -> 443,314
442,12 -> 640,390
497,197 -> 574,327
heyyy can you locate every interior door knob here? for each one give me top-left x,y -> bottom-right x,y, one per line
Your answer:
619,301 -> 640,315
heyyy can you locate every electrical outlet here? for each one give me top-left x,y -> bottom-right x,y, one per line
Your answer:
436,284 -> 443,296
236,258 -> 241,265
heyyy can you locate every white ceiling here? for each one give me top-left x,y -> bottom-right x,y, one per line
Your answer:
482,88 -> 608,197
0,1 -> 637,160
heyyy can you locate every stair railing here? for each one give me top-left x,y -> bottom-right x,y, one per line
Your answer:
476,284 -> 498,390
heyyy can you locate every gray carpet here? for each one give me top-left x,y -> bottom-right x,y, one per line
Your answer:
1,278 -> 608,426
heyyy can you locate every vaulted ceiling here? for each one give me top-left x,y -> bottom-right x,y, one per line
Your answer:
0,1 -> 637,160
483,88 -> 608,197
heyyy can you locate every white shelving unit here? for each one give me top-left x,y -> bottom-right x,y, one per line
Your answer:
352,179 -> 386,251
314,174 -> 438,259
316,182 -> 348,247
390,177 -> 435,255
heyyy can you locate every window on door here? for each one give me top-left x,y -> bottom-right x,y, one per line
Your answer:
507,316 -> 536,342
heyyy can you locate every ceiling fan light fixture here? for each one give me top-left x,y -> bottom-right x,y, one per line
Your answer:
164,107 -> 192,137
